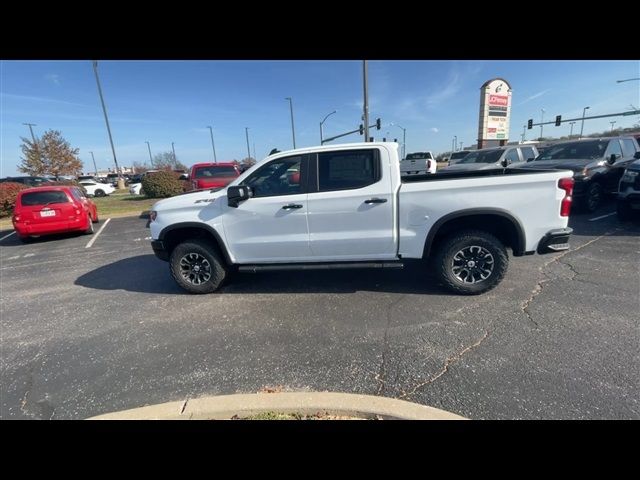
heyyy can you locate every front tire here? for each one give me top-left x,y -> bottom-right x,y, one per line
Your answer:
617,200 -> 633,221
170,239 -> 228,294
583,182 -> 603,213
433,229 -> 508,295
95,189 -> 106,197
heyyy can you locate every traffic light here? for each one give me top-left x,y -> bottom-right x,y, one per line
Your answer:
359,124 -> 364,135
369,137 -> 374,142
527,119 -> 533,129
376,118 -> 381,130
555,115 -> 562,127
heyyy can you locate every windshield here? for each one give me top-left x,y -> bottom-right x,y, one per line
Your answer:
450,151 -> 469,160
194,166 -> 238,178
20,190 -> 69,206
458,149 -> 503,164
535,140 -> 607,161
406,152 -> 433,160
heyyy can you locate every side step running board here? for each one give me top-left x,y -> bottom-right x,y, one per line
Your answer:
238,262 -> 404,273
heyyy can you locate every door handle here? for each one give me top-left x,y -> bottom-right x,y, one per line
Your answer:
364,198 -> 387,204
282,204 -> 303,210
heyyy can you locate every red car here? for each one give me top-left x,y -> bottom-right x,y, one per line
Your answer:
190,162 -> 240,190
12,186 -> 99,242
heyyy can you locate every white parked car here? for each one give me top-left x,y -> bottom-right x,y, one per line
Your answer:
79,180 -> 116,197
400,151 -> 437,175
129,183 -> 143,195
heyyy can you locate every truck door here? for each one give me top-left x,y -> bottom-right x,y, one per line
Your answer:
222,154 -> 311,263
306,147 -> 396,260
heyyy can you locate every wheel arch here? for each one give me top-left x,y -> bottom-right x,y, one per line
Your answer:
423,208 -> 526,258
159,222 -> 233,265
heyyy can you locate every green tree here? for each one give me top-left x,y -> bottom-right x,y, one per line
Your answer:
19,130 -> 83,177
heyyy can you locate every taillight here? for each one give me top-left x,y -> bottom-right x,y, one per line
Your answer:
558,177 -> 574,217
75,209 -> 81,215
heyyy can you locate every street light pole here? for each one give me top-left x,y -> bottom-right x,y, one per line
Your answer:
245,128 -> 251,159
522,124 -> 526,142
145,141 -> 153,166
391,124 -> 407,159
206,126 -> 217,163
569,121 -> 576,138
285,97 -> 296,149
454,135 -> 457,151
92,61 -> 122,183
320,110 -> 337,145
363,60 -> 370,142
459,141 -> 464,150
540,108 -> 545,139
580,106 -> 590,139
171,142 -> 177,165
90,151 -> 98,176
610,121 -> 616,132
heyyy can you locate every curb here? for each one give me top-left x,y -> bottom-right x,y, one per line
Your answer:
88,392 -> 467,420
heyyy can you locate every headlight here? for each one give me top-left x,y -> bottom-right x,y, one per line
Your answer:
622,170 -> 638,182
149,210 -> 157,222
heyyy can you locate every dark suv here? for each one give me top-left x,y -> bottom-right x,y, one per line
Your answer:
519,136 -> 640,212
0,176 -> 50,187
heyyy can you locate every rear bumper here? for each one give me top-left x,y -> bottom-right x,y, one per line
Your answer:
13,217 -> 89,236
537,227 -> 573,254
151,240 -> 169,261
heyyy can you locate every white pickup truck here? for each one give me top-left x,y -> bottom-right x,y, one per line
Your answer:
149,142 -> 574,295
400,151 -> 437,175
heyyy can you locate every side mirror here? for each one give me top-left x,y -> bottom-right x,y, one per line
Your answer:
500,158 -> 510,168
634,151 -> 640,160
527,157 -> 535,162
607,153 -> 618,165
227,185 -> 252,208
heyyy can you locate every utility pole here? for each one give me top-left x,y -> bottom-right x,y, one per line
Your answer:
22,122 -> 42,166
253,142 -> 256,160
363,60 -> 370,142
580,106 -> 590,139
245,128 -> 251,159
569,121 -> 576,138
610,121 -> 616,132
171,142 -> 177,165
90,151 -> 98,175
145,141 -> 153,165
92,61 -> 122,187
285,97 -> 296,149
522,124 -> 526,142
540,108 -> 545,139
206,126 -> 217,163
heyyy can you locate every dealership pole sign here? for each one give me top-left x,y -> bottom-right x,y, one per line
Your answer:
478,78 -> 512,147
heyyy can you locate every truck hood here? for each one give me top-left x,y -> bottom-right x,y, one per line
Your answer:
518,158 -> 599,172
440,163 -> 497,172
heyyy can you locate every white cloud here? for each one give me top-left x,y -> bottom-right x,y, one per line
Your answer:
1,92 -> 87,107
431,127 -> 439,133
44,73 -> 61,85
517,89 -> 551,106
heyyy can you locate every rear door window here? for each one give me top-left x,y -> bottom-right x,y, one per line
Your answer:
318,149 -> 379,192
20,190 -> 70,206
621,139 -> 637,157
504,149 -> 521,164
520,146 -> 536,161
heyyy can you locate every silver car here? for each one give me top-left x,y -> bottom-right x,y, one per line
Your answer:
439,145 -> 538,172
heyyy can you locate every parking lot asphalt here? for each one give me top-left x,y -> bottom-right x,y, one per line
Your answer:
1,202 -> 638,419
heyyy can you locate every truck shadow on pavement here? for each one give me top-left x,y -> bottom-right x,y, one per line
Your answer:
74,254 -> 454,296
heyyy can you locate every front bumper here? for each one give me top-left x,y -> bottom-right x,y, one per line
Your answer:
151,239 -> 169,261
537,227 -> 573,254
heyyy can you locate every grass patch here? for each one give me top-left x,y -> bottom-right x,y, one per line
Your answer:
92,193 -> 158,218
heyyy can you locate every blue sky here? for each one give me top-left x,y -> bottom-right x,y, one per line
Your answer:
1,60 -> 639,176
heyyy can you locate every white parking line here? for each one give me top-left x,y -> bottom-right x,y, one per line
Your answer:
0,231 -> 16,241
588,212 -> 616,222
85,218 -> 111,248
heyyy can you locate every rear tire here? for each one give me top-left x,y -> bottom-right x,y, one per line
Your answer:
433,229 -> 508,295
95,189 -> 106,197
170,239 -> 228,294
84,215 -> 94,234
18,234 -> 32,243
